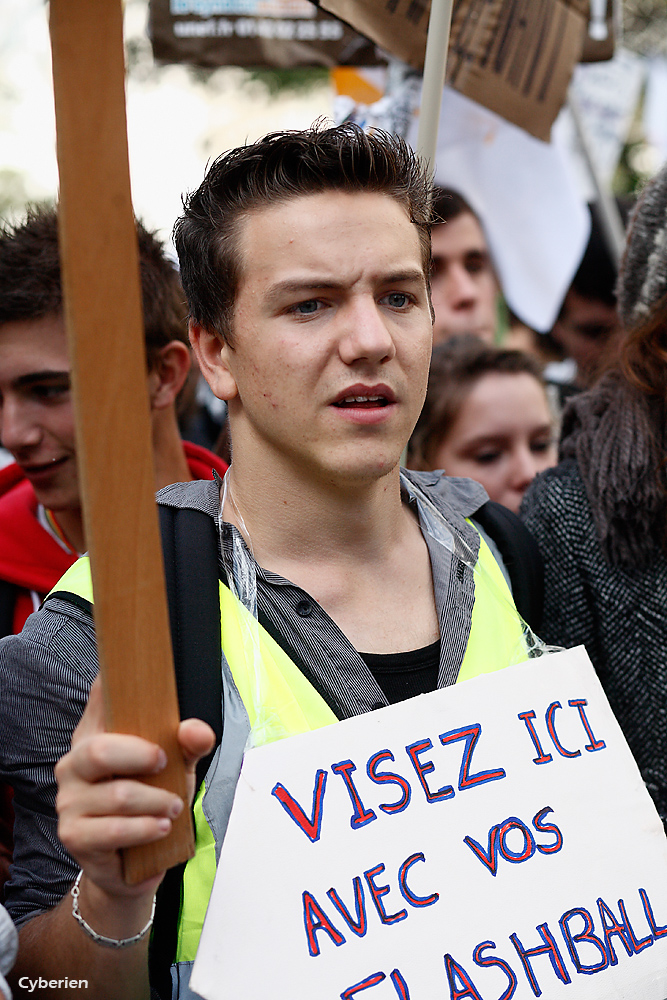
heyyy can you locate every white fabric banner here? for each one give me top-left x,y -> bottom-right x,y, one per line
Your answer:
408,87 -> 590,333
192,647 -> 667,1000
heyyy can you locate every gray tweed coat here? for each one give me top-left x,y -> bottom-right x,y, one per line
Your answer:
521,373 -> 667,827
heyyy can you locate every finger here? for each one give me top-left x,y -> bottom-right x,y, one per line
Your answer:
60,813 -> 175,855
58,777 -> 184,821
178,719 -> 216,769
71,675 -> 106,745
58,732 -> 168,785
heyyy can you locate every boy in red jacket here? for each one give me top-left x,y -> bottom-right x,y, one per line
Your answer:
0,206 -> 228,885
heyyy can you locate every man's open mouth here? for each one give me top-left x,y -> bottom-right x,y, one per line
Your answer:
333,394 -> 390,408
331,384 -> 396,409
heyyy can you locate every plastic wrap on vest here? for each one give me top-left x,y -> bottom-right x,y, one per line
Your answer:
218,470 -> 555,751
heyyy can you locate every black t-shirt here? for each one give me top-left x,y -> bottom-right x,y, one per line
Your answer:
360,640 -> 440,705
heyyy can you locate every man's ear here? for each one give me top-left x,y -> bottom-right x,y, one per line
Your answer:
148,340 -> 192,411
189,321 -> 238,401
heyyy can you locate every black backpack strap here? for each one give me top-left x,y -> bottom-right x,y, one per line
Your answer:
0,580 -> 17,639
472,500 -> 544,634
149,504 -> 223,999
158,504 -> 223,772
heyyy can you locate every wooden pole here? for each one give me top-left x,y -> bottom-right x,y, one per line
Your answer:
568,90 -> 626,266
416,0 -> 455,175
49,0 -> 194,884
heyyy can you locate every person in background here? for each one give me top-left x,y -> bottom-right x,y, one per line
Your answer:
408,336 -> 557,514
0,206 -> 228,637
0,206 -> 228,891
521,163 -> 667,830
430,188 -> 500,345
548,200 -> 631,391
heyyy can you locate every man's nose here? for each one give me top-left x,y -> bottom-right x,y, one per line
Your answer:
0,399 -> 41,454
447,265 -> 478,308
338,299 -> 396,365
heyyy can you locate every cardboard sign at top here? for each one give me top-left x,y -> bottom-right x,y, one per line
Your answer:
318,0 -> 589,141
149,0 -> 384,69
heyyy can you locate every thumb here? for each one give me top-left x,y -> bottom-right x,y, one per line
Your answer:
177,718 -> 216,772
71,675 -> 107,746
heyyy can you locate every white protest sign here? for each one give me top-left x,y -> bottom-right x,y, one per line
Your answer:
191,647 -> 667,1000
407,86 -> 590,333
555,48 -> 646,200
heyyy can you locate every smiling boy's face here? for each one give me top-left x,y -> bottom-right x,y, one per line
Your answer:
0,312 -> 80,513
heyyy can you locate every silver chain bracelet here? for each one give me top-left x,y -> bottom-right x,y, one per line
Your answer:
70,870 -> 156,949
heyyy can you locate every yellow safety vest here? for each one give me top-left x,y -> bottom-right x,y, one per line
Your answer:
50,528 -> 525,969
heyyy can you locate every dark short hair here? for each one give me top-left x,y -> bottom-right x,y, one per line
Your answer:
0,204 -> 188,366
408,335 -> 547,469
431,187 -> 478,227
173,122 -> 433,344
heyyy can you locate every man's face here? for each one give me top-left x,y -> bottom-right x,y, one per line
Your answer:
430,212 -> 499,344
214,190 -> 433,485
551,288 -> 623,388
0,313 -> 79,511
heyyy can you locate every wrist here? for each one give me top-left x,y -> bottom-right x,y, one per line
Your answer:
73,871 -> 156,946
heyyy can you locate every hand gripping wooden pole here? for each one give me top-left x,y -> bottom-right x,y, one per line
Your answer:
49,0 -> 194,884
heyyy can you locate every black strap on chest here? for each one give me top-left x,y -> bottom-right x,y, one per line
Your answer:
472,500 -> 544,633
149,504 -> 223,999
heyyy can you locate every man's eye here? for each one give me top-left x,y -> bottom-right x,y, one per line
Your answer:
383,292 -> 411,308
33,383 -> 69,400
464,252 -> 491,275
575,323 -> 613,341
293,299 -> 321,315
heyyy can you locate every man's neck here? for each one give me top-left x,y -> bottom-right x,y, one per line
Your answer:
151,406 -> 192,491
50,506 -> 86,555
222,459 -> 407,572
44,409 -> 192,558
222,455 -> 439,655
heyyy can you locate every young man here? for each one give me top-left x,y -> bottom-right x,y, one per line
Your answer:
0,126 -> 534,999
0,207 -> 228,634
429,188 -> 500,345
0,207 -> 228,892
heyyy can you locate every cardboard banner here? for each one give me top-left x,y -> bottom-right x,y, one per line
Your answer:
318,0 -> 589,141
149,0 -> 384,68
191,647 -> 667,999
